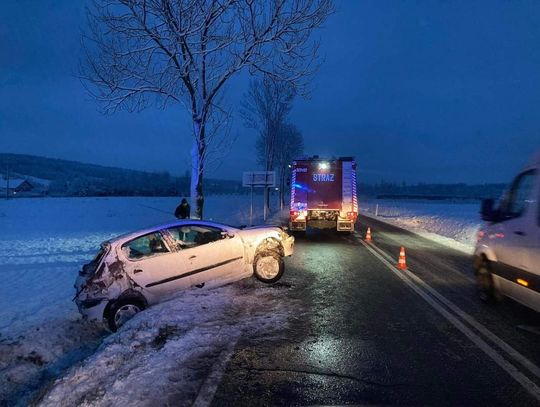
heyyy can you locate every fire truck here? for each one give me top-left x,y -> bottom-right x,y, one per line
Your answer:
289,156 -> 358,233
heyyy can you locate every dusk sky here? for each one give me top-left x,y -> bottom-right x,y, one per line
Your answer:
2,0 -> 540,183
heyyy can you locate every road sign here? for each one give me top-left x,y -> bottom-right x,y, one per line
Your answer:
243,171 -> 276,224
242,171 -> 276,187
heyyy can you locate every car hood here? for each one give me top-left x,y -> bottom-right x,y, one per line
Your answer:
236,225 -> 289,241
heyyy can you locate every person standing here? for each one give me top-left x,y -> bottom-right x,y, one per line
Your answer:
175,198 -> 190,219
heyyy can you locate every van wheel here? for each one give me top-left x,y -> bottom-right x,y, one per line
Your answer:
476,261 -> 497,303
107,299 -> 145,332
253,250 -> 284,283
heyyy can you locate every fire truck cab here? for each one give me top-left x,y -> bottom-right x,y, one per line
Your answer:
289,156 -> 358,233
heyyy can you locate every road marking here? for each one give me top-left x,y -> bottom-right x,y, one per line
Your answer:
517,325 -> 540,337
372,228 -> 476,283
360,236 -> 540,381
193,334 -> 240,407
356,236 -> 540,402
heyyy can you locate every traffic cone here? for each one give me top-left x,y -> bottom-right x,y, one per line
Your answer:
397,246 -> 408,269
365,227 -> 372,242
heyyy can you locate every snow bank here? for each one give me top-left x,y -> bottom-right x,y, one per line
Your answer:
360,199 -> 482,253
37,281 -> 294,406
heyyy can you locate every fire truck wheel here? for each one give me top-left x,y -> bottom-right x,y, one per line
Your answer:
253,250 -> 284,283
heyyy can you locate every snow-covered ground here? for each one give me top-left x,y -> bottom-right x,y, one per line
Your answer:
0,196 -> 275,335
0,195 -> 289,406
38,280 -> 295,406
360,198 -> 483,253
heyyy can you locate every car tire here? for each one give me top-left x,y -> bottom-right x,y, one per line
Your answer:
476,260 -> 498,304
107,298 -> 145,332
253,250 -> 284,284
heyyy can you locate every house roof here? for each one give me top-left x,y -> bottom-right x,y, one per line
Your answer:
0,179 -> 31,189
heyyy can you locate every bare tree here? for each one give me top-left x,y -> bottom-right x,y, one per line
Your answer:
243,76 -> 295,170
81,0 -> 333,218
242,75 -> 295,210
274,123 -> 303,209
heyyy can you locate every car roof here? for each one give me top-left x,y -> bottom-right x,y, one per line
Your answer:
108,219 -> 235,245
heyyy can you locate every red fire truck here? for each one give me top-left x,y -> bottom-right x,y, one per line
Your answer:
289,156 -> 358,233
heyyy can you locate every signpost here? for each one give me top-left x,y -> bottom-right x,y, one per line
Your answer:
242,171 -> 276,225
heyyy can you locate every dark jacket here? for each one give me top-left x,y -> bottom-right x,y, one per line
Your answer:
175,202 -> 190,219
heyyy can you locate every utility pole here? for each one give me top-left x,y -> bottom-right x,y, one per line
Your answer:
5,164 -> 9,200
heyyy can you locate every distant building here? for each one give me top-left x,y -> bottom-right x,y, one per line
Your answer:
0,178 -> 34,196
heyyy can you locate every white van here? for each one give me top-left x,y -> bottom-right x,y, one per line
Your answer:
474,150 -> 540,312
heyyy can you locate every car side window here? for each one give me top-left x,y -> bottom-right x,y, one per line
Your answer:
499,170 -> 537,220
122,232 -> 169,260
166,225 -> 223,249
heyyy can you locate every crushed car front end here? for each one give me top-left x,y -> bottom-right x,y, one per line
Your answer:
238,225 -> 295,257
74,242 -> 123,322
280,228 -> 295,257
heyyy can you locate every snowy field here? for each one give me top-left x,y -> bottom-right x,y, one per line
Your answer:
0,195 -> 276,335
0,195 -> 290,406
360,198 -> 483,253
0,195 -> 483,405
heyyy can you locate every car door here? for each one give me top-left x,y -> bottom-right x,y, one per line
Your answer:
121,231 -> 190,301
163,224 -> 245,288
492,170 -> 537,298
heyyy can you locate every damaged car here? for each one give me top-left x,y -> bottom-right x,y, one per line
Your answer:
75,220 -> 294,331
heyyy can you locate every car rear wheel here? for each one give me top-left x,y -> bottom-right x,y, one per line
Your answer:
253,250 -> 284,283
107,299 -> 145,332
476,261 -> 497,303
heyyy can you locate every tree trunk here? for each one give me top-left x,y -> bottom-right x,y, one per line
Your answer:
279,168 -> 285,210
191,119 -> 205,219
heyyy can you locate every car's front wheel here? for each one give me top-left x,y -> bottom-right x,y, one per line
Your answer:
107,299 -> 145,332
253,250 -> 284,283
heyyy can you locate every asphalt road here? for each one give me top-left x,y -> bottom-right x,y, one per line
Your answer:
210,216 -> 540,406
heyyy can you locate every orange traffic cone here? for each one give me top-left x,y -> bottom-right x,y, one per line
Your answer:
365,227 -> 372,242
397,246 -> 408,269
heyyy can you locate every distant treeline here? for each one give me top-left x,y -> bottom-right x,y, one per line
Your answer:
0,153 -> 243,197
359,182 -> 507,200
1,154 -> 510,199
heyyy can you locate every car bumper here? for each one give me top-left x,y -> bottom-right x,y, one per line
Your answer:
75,297 -> 108,322
283,235 -> 294,257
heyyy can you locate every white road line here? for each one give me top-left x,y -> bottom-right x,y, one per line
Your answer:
359,235 -> 540,381
374,229 -> 477,283
357,237 -> 540,402
193,334 -> 240,407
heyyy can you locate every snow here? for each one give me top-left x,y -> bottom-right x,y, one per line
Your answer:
0,195 -> 286,406
38,281 -> 294,406
360,198 -> 483,253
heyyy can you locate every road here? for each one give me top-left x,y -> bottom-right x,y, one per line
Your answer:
207,215 -> 540,406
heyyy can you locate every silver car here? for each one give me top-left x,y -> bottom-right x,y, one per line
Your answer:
75,220 -> 294,331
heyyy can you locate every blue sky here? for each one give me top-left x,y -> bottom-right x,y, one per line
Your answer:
2,0 -> 540,183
